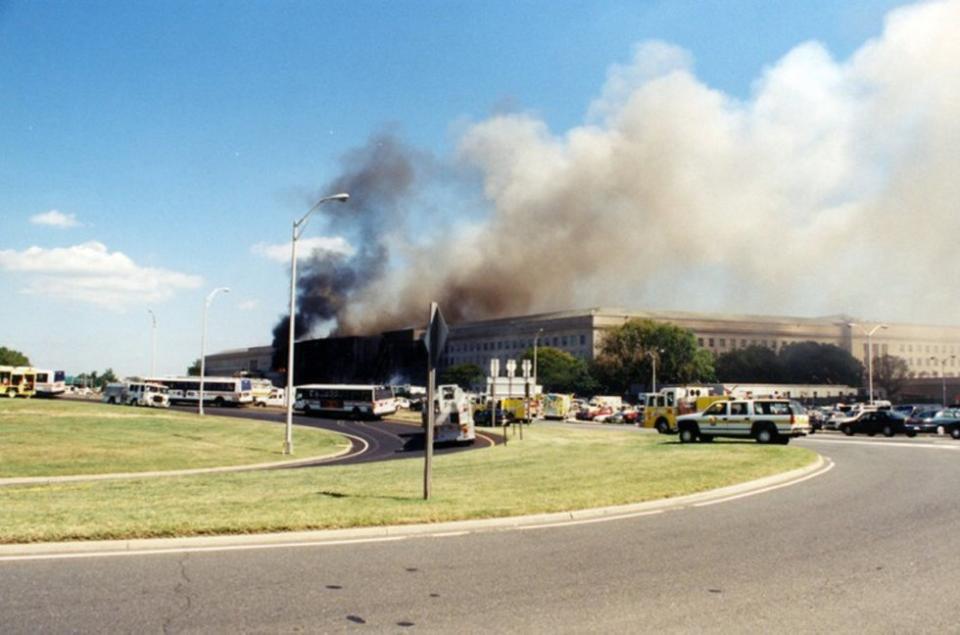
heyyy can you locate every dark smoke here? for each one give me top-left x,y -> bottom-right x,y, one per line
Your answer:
271,132 -> 419,370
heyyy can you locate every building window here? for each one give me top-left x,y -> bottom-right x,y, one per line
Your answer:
698,338 -> 704,347
719,338 -> 726,348
708,338 -> 714,347
580,335 -> 586,346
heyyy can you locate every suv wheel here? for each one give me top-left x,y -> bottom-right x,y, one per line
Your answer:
882,425 -> 894,437
841,425 -> 854,436
755,425 -> 775,444
678,426 -> 697,444
951,427 -> 960,440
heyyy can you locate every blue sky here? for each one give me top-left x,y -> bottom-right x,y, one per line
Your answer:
0,0 -> 917,376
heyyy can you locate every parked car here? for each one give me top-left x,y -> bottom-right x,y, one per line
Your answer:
916,408 -> 960,438
838,410 -> 917,438
474,406 -> 511,426
906,408 -> 946,433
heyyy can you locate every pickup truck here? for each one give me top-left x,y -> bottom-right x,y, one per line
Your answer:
675,399 -> 809,445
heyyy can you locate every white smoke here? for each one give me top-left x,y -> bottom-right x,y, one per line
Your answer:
339,0 -> 960,333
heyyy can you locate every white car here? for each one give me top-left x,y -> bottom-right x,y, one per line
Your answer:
676,399 -> 810,445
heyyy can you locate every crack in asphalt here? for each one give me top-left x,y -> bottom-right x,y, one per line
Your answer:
162,553 -> 193,634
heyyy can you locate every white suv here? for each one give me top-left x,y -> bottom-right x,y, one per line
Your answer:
676,399 -> 809,445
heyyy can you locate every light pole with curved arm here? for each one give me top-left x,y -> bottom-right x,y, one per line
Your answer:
645,349 -> 663,393
848,322 -> 887,403
285,192 -> 350,455
199,287 -> 230,416
532,328 -> 544,392
147,309 -> 157,377
930,355 -> 956,405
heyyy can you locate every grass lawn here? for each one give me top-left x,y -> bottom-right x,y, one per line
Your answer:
0,423 -> 817,544
0,399 -> 350,477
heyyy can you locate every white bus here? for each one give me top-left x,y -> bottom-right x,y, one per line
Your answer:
34,369 -> 66,397
147,376 -> 255,406
423,384 -> 476,444
294,384 -> 397,419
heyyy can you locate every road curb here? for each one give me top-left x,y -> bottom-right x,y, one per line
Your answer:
0,454 -> 826,558
0,427 -> 355,488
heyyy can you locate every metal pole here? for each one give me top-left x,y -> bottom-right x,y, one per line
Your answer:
199,298 -> 208,416
424,362 -> 435,500
148,309 -> 157,377
199,288 -> 229,416
533,328 -> 543,393
285,221 -> 298,455
867,331 -> 874,403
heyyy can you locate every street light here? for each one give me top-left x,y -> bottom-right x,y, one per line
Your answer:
645,349 -> 663,393
848,322 -> 887,403
930,355 -> 956,405
147,308 -> 157,377
532,328 -> 544,392
285,192 -> 350,455
199,287 -> 230,416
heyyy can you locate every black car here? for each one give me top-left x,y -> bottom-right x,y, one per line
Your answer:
916,408 -> 960,439
839,410 -> 917,438
907,408 -> 945,434
474,407 -> 511,427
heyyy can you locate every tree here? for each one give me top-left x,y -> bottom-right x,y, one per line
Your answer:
520,347 -> 598,395
591,319 -> 715,394
187,359 -> 201,376
439,363 -> 485,390
0,346 -> 30,366
872,354 -> 910,401
715,346 -> 783,382
779,342 -> 863,386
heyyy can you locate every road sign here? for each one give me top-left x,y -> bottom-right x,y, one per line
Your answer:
490,358 -> 500,377
506,359 -> 517,378
521,359 -> 531,378
424,302 -> 448,367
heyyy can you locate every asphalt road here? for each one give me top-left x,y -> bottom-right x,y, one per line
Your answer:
169,404 -> 500,465
3,434 -> 960,633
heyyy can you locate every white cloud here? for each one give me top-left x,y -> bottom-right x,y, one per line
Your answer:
0,241 -> 202,308
29,209 -> 81,228
251,236 -> 355,263
237,299 -> 259,311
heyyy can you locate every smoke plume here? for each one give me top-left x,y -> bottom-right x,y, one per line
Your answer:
283,0 -> 960,345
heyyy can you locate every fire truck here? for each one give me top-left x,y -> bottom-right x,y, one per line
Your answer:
641,385 -> 727,434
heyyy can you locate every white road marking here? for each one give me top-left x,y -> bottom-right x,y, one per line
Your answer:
0,536 -> 410,563
693,458 -> 836,507
804,437 -> 960,451
515,509 -> 666,531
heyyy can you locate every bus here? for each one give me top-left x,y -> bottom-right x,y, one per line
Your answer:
294,384 -> 397,419
423,384 -> 476,443
146,376 -> 254,406
34,369 -> 66,397
1,366 -> 36,398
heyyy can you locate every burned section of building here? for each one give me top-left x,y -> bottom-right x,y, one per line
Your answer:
291,328 -> 427,385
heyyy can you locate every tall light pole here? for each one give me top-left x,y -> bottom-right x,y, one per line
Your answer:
930,355 -> 956,405
848,322 -> 887,403
147,309 -> 157,377
199,287 -> 230,416
532,328 -> 544,393
285,192 -> 350,455
645,349 -> 662,393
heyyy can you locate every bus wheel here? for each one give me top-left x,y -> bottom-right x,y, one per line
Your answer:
352,407 -> 362,420
214,397 -> 225,407
655,419 -> 670,434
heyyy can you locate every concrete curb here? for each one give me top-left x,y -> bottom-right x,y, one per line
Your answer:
0,454 -> 826,558
0,431 -> 356,488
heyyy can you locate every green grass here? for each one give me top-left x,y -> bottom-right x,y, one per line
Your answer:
0,399 -> 349,477
0,423 -> 817,544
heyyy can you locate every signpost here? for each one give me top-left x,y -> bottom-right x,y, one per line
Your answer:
521,358 -> 532,440
422,302 -> 448,500
490,358 -> 502,446
506,359 -> 517,439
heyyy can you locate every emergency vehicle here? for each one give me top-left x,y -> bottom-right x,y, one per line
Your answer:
641,385 -> 726,434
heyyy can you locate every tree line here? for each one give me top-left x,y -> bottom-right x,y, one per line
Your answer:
439,319 -> 911,399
